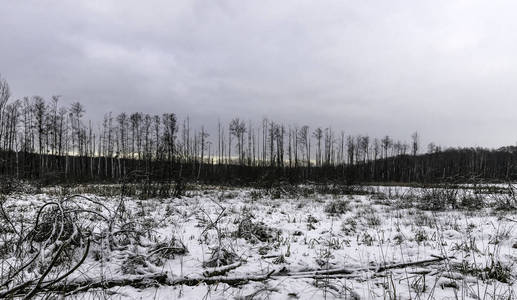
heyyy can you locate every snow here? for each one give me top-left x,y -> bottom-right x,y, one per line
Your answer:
1,185 -> 516,299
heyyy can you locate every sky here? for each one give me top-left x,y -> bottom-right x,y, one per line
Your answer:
1,0 -> 517,148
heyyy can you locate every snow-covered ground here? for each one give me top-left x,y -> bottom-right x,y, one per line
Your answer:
1,185 -> 516,299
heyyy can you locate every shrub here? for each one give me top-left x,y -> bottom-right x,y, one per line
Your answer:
249,190 -> 263,201
492,184 -> 517,210
460,194 -> 485,210
413,229 -> 428,244
341,217 -> 357,235
455,258 -> 513,284
324,199 -> 350,215
149,238 -> 188,260
234,215 -> 280,243
31,207 -> 77,244
417,187 -> 459,211
203,247 -> 239,268
359,232 -> 374,246
365,214 -> 382,226
306,214 -> 319,230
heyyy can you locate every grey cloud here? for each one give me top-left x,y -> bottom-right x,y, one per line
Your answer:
1,0 -> 517,148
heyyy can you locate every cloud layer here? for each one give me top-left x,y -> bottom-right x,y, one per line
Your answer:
1,0 -> 517,148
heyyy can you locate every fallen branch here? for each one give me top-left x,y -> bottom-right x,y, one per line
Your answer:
503,217 -> 517,223
203,261 -> 242,277
281,267 -> 354,277
24,271 -> 274,296
8,273 -> 169,297
171,271 -> 274,286
261,254 -> 281,259
375,255 -> 450,272
0,254 -> 39,288
8,256 -> 451,296
281,255 -> 452,277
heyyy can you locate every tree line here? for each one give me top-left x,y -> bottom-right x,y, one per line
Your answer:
0,75 -> 516,185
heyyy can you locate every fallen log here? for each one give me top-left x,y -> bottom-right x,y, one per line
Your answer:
8,256 -> 451,296
39,271 -> 275,296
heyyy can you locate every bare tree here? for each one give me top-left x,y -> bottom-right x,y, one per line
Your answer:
411,131 -> 419,157
0,75 -> 11,144
313,128 -> 322,167
298,126 -> 310,169
230,118 -> 246,164
162,113 -> 177,163
70,102 -> 85,155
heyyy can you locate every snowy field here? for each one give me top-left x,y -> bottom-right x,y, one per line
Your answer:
1,184 -> 516,299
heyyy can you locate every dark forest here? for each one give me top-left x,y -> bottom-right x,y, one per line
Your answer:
0,76 -> 515,186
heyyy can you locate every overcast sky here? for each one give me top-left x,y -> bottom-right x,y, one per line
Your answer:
1,0 -> 517,148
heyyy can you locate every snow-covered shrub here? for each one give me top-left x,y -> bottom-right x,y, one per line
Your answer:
272,254 -> 286,264
454,258 -> 513,284
249,190 -> 264,201
121,254 -> 149,275
31,207 -> 77,244
324,199 -> 350,215
353,205 -> 381,227
413,229 -> 428,244
417,187 -> 459,211
359,232 -> 374,246
341,217 -> 357,235
203,247 -> 239,268
393,233 -> 405,245
0,177 -> 31,195
234,215 -> 280,243
460,193 -> 485,210
149,238 -> 188,260
412,211 -> 436,227
365,214 -> 382,226
306,214 -> 319,230
370,192 -> 389,205
491,184 -> 517,210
